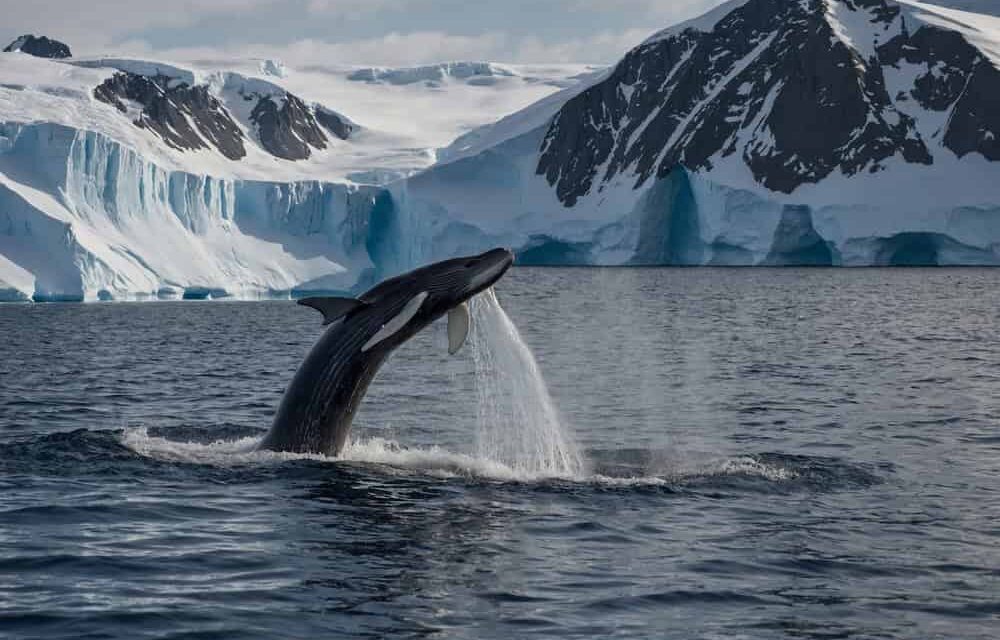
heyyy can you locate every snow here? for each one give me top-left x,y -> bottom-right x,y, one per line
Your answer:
275,61 -> 595,173
882,60 -> 952,144
658,33 -> 777,166
259,59 -> 288,78
824,0 -> 900,62
71,58 -> 199,86
900,0 -> 1000,67
819,0 -> 1000,68
6,36 -> 30,53
0,53 -> 589,184
436,66 -> 608,165
0,51 -> 590,300
0,121 -> 377,301
347,62 -> 516,85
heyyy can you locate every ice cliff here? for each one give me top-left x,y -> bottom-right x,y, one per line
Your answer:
0,122 -> 383,301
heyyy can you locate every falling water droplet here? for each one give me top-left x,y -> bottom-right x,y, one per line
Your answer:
469,288 -> 583,477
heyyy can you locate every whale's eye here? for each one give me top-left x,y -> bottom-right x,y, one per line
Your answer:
464,260 -> 478,268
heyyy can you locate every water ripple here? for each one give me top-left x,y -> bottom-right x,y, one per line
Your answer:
2,268 -> 999,639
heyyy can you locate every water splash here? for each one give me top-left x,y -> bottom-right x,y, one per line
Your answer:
468,289 -> 584,477
115,289 -> 818,488
119,427 -> 826,489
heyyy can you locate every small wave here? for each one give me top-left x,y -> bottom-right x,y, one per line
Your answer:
679,452 -> 882,492
713,456 -> 797,481
341,437 -> 574,482
121,427 -> 322,465
583,457 -> 796,490
120,428 -> 581,483
117,428 -> 848,490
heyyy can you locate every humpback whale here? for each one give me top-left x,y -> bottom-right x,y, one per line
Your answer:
258,248 -> 515,456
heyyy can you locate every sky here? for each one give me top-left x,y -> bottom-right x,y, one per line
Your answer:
0,0 -> 727,66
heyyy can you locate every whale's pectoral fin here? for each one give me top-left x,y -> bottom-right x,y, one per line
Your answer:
448,303 -> 471,355
298,296 -> 367,325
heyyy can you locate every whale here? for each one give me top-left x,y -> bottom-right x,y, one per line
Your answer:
258,248 -> 515,456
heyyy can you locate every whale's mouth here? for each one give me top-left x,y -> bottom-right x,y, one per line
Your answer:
442,248 -> 515,357
464,248 -> 515,300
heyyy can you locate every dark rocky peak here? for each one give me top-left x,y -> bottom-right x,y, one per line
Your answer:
94,72 -> 246,160
91,64 -> 358,163
846,0 -> 901,27
943,59 -> 1000,160
877,20 -> 999,160
314,106 -> 355,141
3,35 -> 72,59
536,0 -> 996,206
248,93 -> 327,160
237,85 -> 354,160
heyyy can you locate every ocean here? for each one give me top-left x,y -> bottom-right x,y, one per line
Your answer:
1,267 -> 998,639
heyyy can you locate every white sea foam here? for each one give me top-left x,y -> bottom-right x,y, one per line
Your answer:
120,427 -> 573,481
120,427 -> 794,488
715,456 -> 796,481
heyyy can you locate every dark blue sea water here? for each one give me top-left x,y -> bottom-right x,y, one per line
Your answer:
1,268 -> 999,639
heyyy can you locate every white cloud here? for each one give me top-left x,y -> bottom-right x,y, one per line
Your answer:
514,28 -> 653,64
130,31 -> 510,67
1,0 -> 282,51
567,0 -> 723,20
305,0 -> 426,16
120,26 -> 664,68
1,0 -> 727,64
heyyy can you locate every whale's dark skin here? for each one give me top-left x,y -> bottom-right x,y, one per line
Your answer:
258,248 -> 515,456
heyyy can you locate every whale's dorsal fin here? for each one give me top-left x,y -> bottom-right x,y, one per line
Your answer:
298,296 -> 367,325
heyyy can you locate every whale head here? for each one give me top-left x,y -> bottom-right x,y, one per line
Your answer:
298,248 -> 515,357
356,247 -> 514,354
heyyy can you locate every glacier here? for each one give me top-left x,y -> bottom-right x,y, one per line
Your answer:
0,122 -> 388,301
377,126 -> 1000,269
347,62 -> 517,86
0,54 -> 588,301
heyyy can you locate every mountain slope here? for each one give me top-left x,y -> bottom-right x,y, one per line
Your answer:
387,0 -> 1000,268
536,0 -> 996,203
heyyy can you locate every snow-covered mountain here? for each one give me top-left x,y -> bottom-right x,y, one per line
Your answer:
2,0 -> 999,302
385,0 -> 1000,269
0,47 -> 590,301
